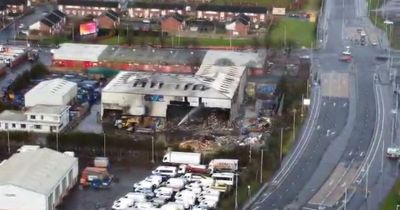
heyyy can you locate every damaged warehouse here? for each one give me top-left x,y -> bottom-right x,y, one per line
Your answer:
101,64 -> 247,128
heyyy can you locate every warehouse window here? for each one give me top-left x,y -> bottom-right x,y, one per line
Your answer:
68,170 -> 73,185
41,115 -> 44,120
20,124 -> 26,129
55,185 -> 60,200
30,115 -> 36,120
34,125 -> 41,130
62,177 -> 67,192
11,123 -> 15,128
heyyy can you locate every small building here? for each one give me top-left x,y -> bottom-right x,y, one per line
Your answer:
96,9 -> 119,30
101,65 -> 247,122
0,147 -> 78,210
0,105 -> 70,133
29,10 -> 66,35
127,2 -> 185,19
226,14 -> 250,36
160,13 -> 185,34
51,43 -> 108,69
196,4 -> 267,23
24,78 -> 78,107
57,0 -> 119,17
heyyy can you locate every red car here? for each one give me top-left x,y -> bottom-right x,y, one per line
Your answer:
339,55 -> 352,62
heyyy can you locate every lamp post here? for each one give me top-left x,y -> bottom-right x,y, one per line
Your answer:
6,129 -> 10,154
292,109 -> 297,140
151,136 -> 155,163
260,149 -> 264,184
103,132 -> 106,157
235,173 -> 239,210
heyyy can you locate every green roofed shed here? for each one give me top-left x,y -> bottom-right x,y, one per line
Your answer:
87,67 -> 119,77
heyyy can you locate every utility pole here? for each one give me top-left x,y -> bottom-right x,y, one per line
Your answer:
103,132 -> 106,157
151,136 -> 155,163
248,144 -> 252,163
56,129 -> 59,151
292,109 -> 297,140
235,173 -> 239,210
280,128 -> 283,162
260,149 -> 264,184
381,134 -> 385,173
344,185 -> 348,210
301,94 -> 305,118
284,25 -> 287,50
7,130 -> 10,154
365,167 -> 369,199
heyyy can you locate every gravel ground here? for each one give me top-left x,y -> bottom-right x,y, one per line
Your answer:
58,166 -> 150,210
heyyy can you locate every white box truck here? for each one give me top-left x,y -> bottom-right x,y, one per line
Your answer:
162,151 -> 201,165
208,159 -> 238,173
387,147 -> 400,159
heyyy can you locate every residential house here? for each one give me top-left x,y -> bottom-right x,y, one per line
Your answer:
57,0 -> 119,17
196,5 -> 267,23
6,0 -> 31,14
160,13 -> 184,34
29,10 -> 66,35
96,9 -> 119,29
225,14 -> 250,36
127,2 -> 185,19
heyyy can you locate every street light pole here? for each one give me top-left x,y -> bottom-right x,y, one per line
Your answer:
151,136 -> 155,163
260,149 -> 263,184
103,132 -> 106,157
280,128 -> 283,162
292,109 -> 297,140
56,129 -> 59,151
6,130 -> 10,154
365,166 -> 369,199
235,173 -> 239,210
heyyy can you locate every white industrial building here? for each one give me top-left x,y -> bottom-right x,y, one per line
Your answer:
0,105 -> 70,133
0,146 -> 78,210
101,65 -> 247,121
24,78 -> 78,107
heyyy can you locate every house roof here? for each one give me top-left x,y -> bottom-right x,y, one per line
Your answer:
103,9 -> 119,21
162,12 -> 184,22
0,148 -> 77,196
45,13 -> 61,24
129,2 -> 185,10
26,105 -> 70,115
52,9 -> 66,18
0,110 -> 26,122
196,4 -> 267,14
58,0 -> 119,8
5,0 -> 27,6
40,18 -> 54,27
235,13 -> 250,25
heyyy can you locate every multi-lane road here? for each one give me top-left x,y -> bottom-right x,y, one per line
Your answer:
248,0 -> 398,209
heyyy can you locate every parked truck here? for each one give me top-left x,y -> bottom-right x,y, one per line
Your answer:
208,159 -> 238,173
80,157 -> 114,189
387,147 -> 400,159
162,151 -> 201,165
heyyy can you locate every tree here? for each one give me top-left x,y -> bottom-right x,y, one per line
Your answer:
30,62 -> 49,78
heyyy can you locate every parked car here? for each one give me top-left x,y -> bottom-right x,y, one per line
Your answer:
112,197 -> 134,210
152,166 -> 178,177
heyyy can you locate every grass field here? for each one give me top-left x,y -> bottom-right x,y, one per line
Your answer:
100,35 -> 254,47
269,17 -> 316,48
381,180 -> 400,210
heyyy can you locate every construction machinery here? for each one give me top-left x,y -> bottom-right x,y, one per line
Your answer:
114,115 -> 141,131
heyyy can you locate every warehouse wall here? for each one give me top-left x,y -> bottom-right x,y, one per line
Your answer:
0,185 -> 46,210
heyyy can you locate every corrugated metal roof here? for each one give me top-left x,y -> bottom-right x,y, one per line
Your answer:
0,148 -> 77,195
102,65 -> 246,99
25,78 -> 77,99
52,43 -> 108,62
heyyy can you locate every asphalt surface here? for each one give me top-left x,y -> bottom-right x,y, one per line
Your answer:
248,0 -> 397,209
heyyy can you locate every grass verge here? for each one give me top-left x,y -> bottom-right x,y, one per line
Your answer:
269,17 -> 316,48
381,179 -> 400,210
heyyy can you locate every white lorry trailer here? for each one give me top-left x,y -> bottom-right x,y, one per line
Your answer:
162,151 -> 201,165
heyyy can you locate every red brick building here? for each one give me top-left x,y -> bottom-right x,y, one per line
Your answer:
96,10 -> 119,29
196,5 -> 267,23
226,14 -> 250,36
57,0 -> 119,17
29,10 -> 66,35
160,13 -> 184,34
127,2 -> 185,19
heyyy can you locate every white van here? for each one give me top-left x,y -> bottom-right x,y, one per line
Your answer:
161,202 -> 185,210
212,172 -> 235,186
124,192 -> 147,203
152,166 -> 178,177
112,197 -> 134,210
154,187 -> 174,198
165,177 -> 186,191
